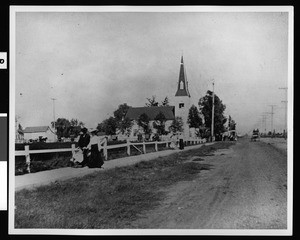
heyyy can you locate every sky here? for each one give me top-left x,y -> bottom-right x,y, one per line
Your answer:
15,9 -> 290,134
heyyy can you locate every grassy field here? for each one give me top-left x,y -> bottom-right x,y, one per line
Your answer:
15,142 -> 234,229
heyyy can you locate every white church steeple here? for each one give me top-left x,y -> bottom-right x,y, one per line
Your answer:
174,55 -> 191,137
175,55 -> 191,97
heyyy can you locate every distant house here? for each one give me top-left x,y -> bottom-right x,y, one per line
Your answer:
124,106 -> 176,139
23,126 -> 56,142
15,129 -> 24,143
15,120 -> 24,143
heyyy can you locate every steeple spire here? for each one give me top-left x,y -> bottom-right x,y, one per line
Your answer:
175,55 -> 191,97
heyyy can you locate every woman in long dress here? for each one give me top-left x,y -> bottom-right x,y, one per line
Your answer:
86,128 -> 105,168
169,134 -> 179,149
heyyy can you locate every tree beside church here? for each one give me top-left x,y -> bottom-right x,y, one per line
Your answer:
198,90 -> 227,136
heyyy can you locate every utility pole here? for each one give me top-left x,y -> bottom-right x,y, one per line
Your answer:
268,105 -> 277,135
263,115 -> 267,134
51,98 -> 57,132
211,81 -> 215,141
262,112 -> 269,134
279,87 -> 288,139
260,114 -> 266,135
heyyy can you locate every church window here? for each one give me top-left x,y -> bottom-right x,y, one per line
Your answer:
180,81 -> 184,89
179,103 -> 184,108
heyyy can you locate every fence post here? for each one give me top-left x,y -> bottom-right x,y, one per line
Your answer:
155,141 -> 158,151
104,137 -> 108,160
71,144 -> 76,159
166,141 -> 168,148
25,145 -> 30,173
143,141 -> 146,154
127,139 -> 131,155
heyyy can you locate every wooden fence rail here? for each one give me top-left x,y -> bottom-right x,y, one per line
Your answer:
15,138 -> 205,173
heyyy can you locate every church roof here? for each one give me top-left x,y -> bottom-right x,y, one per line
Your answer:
23,126 -> 50,133
175,56 -> 191,97
125,106 -> 175,121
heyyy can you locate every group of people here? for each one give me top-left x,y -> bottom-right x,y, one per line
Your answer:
73,127 -> 106,168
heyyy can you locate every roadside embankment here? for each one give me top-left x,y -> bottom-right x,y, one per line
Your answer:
260,137 -> 287,155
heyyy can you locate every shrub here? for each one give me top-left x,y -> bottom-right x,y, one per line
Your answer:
30,161 -> 52,173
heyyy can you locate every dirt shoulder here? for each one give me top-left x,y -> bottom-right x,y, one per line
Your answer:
260,137 -> 287,155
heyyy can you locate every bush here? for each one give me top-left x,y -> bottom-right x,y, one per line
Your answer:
15,152 -> 74,175
30,161 -> 52,173
107,140 -> 126,146
15,142 -> 78,151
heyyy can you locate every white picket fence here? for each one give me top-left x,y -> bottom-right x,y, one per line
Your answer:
15,138 -> 205,173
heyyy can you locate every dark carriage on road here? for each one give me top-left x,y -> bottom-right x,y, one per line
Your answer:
251,129 -> 260,142
222,130 -> 237,141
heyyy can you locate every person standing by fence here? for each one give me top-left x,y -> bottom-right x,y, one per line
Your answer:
77,127 -> 90,167
179,133 -> 184,150
86,128 -> 105,168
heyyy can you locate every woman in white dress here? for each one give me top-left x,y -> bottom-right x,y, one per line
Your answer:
169,134 -> 179,149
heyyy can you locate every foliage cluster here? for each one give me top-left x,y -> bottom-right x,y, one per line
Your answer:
51,118 -> 84,140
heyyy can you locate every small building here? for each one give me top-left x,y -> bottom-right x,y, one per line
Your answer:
15,129 -> 24,143
23,126 -> 56,142
15,119 -> 24,143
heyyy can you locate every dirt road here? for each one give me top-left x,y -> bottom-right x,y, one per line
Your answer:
132,137 -> 287,229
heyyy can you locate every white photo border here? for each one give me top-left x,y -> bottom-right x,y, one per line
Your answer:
9,5 -> 294,236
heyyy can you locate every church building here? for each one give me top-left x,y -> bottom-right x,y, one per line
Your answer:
123,55 -> 192,139
174,55 -> 191,137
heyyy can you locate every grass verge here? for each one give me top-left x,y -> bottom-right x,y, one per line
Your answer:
15,142 -> 234,229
